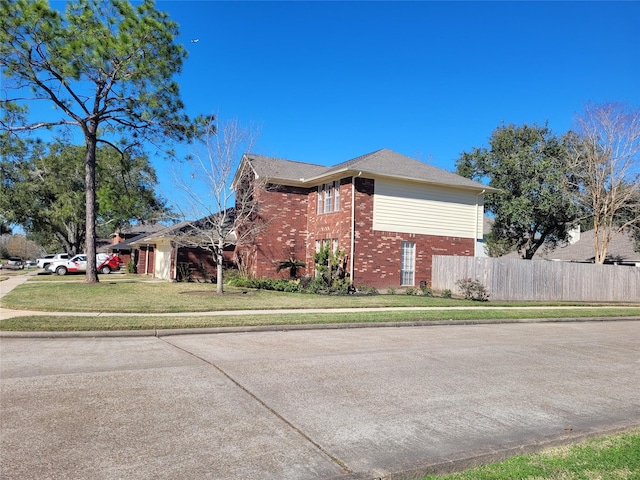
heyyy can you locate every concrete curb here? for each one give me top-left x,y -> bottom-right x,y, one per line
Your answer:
1,315 -> 639,338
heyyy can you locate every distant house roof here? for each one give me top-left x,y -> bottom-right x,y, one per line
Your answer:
126,210 -> 237,247
242,148 -> 495,193
502,229 -> 640,266
111,223 -> 167,238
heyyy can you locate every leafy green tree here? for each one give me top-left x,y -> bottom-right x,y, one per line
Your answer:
0,141 -> 170,253
456,123 -> 581,259
1,0 -> 201,282
0,221 -> 12,236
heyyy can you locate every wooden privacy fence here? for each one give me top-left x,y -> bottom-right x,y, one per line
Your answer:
432,256 -> 640,302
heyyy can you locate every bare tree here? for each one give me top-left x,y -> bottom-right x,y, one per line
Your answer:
173,117 -> 267,293
566,102 -> 640,263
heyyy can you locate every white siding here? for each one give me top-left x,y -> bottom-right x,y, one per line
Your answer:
373,178 -> 483,239
155,240 -> 173,280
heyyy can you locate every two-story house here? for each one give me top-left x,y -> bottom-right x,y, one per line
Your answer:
233,148 -> 493,290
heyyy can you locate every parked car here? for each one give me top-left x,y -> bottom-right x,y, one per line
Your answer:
36,253 -> 70,270
0,257 -> 24,270
47,253 -> 121,275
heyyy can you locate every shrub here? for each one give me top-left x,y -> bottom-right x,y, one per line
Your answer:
357,285 -> 378,295
455,278 -> 490,302
126,259 -> 137,274
387,286 -> 396,295
176,262 -> 192,282
442,289 -> 452,299
307,276 -> 329,294
405,287 -> 418,296
419,282 -> 434,297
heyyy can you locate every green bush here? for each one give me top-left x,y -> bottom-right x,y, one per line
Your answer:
387,286 -> 396,295
358,285 -> 378,295
420,282 -> 434,297
442,289 -> 452,298
126,259 -> 137,274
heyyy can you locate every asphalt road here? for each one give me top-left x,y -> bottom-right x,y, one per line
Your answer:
1,321 -> 639,479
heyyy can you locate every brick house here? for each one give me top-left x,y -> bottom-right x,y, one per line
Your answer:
115,218 -> 235,281
233,148 -> 494,290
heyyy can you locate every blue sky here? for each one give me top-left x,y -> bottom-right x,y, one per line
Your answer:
26,1 -> 640,214
149,0 -> 639,205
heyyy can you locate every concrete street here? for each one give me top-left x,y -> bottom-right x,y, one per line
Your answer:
1,321 -> 639,479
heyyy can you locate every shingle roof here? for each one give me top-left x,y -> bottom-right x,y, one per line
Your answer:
321,149 -> 492,190
127,211 -> 238,246
502,229 -> 640,264
244,148 -> 493,192
537,229 -> 640,264
245,154 -> 328,183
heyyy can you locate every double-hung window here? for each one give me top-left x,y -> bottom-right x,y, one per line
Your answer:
324,183 -> 333,213
400,241 -> 416,286
317,181 -> 341,214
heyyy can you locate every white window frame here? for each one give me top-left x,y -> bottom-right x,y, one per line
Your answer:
400,241 -> 416,286
323,183 -> 333,213
317,181 -> 341,214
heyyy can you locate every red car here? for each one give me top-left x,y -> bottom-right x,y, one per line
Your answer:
48,253 -> 121,275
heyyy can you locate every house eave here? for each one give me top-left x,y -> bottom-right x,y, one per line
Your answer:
300,168 -> 498,193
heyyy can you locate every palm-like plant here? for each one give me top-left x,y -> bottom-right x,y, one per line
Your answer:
276,258 -> 306,278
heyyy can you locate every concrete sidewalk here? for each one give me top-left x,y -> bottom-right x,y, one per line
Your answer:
2,321 -> 639,479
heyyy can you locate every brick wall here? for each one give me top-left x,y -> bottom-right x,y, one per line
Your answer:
175,246 -> 235,282
306,177 -> 353,270
136,246 -> 154,275
351,177 -> 474,290
244,175 -> 476,289
247,184 -> 311,278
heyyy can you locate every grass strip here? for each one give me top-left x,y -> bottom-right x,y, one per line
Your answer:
422,427 -> 640,479
4,279 -> 640,313
1,308 -> 639,331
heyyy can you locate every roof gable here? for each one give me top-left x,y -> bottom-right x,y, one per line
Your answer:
243,154 -> 328,184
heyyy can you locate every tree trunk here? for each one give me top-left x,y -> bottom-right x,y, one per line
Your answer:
84,134 -> 99,283
216,238 -> 224,294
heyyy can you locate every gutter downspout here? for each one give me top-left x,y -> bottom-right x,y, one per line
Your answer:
475,189 -> 486,256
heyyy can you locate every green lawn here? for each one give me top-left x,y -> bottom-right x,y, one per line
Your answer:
422,427 -> 640,480
1,274 -> 639,331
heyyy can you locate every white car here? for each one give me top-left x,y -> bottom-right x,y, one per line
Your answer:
36,253 -> 69,269
47,253 -> 121,275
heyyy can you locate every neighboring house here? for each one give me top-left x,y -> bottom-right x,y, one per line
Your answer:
121,217 -> 236,281
106,223 -> 168,270
532,228 -> 640,266
233,148 -> 494,289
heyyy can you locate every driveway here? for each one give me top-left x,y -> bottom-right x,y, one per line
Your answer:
1,321 -> 639,479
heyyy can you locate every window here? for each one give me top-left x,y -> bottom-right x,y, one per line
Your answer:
317,181 -> 341,214
400,241 -> 415,286
324,183 -> 333,213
